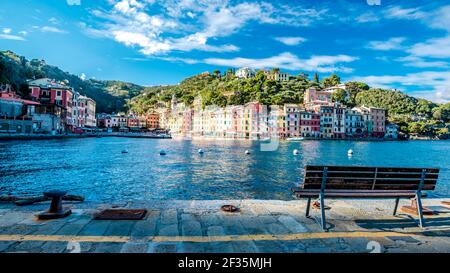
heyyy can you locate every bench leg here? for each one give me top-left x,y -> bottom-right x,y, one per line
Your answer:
319,193 -> 327,231
393,198 -> 400,216
415,193 -> 425,228
306,198 -> 311,217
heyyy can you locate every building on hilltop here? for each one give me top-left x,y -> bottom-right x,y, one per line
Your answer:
264,69 -> 290,81
235,67 -> 255,79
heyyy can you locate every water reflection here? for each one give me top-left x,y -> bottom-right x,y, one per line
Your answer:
0,138 -> 449,201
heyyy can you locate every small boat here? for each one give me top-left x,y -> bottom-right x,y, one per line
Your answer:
287,137 -> 304,141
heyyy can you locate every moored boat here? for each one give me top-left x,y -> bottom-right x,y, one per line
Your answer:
286,137 -> 304,141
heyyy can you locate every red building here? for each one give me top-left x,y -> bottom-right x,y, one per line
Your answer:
146,112 -> 160,129
28,78 -> 74,132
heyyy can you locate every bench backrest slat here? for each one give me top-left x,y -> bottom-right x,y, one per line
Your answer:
303,165 -> 439,191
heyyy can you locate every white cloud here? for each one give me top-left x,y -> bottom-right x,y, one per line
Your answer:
113,30 -> 170,55
40,26 -> 67,33
429,5 -> 450,31
2,28 -> 12,34
80,73 -> 86,81
48,17 -> 59,25
383,6 -> 427,20
18,31 -> 27,36
395,56 -> 448,68
367,37 -> 406,51
274,36 -> 306,46
0,34 -> 26,41
355,12 -> 380,23
199,52 -> 357,73
67,0 -> 81,5
351,71 -> 450,103
408,36 -> 450,59
86,1 -> 329,55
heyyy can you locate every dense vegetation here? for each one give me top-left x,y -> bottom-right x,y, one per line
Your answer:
129,70 -> 449,137
1,50 -> 448,137
128,70 -> 323,114
0,50 -> 143,112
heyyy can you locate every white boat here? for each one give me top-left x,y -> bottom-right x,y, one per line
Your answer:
286,137 -> 304,141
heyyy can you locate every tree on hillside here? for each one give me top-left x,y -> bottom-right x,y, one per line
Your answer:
313,73 -> 319,84
332,88 -> 346,103
415,99 -> 437,117
345,81 -> 370,106
432,103 -> 450,122
321,74 -> 340,88
355,88 -> 417,115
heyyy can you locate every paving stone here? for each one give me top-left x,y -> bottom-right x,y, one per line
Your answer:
267,223 -> 290,235
181,220 -> 202,236
341,237 -> 373,253
78,220 -> 111,236
0,212 -> 31,227
120,242 -> 148,253
0,224 -> 37,235
200,214 -> 222,226
55,217 -> 91,236
104,220 -> 136,236
158,224 -> 179,236
277,215 -> 308,233
12,240 -> 45,252
231,241 -> 259,253
131,218 -> 157,238
160,209 -> 178,225
257,215 -> 278,225
220,216 -> 248,235
147,242 -> 178,253
207,226 -> 225,237
0,241 -> 15,252
206,242 -> 234,253
179,242 -> 208,253
306,247 -> 333,253
180,213 -> 197,222
40,242 -> 68,253
92,242 -> 123,253
279,241 -> 307,253
254,240 -> 286,253
238,216 -> 264,229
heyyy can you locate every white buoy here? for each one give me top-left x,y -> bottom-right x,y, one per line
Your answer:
293,149 -> 299,155
347,149 -> 353,156
159,150 -> 167,156
245,150 -> 250,155
198,148 -> 204,154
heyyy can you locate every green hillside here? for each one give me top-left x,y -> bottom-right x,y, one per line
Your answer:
0,50 -> 144,113
1,50 -> 448,137
128,70 -> 449,137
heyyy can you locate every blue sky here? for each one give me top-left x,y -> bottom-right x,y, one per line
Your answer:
0,0 -> 449,103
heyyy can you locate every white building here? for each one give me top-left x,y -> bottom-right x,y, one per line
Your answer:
385,123 -> 399,139
235,67 -> 255,78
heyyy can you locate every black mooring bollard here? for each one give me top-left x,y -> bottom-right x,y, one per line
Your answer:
37,190 -> 72,220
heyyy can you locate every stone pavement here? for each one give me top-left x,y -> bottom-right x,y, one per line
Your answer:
0,198 -> 450,253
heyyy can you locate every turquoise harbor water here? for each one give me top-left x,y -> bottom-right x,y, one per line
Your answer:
0,138 -> 449,202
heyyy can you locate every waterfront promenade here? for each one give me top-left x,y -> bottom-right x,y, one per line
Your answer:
1,198 -> 450,253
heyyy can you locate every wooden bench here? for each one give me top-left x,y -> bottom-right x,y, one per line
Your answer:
292,165 -> 439,231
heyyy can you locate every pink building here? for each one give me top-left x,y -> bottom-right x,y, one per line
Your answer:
284,104 -> 301,138
300,111 -> 320,138
28,78 -> 74,132
333,105 -> 346,139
